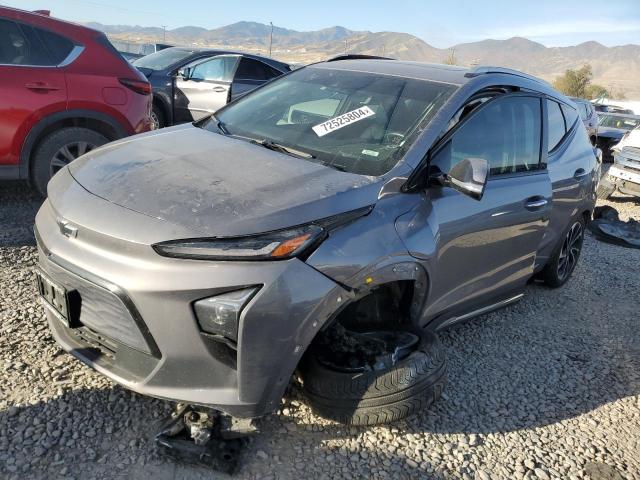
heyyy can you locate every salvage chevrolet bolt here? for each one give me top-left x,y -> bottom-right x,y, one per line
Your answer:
35,57 -> 599,427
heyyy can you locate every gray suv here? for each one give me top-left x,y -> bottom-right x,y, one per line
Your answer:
35,59 -> 598,427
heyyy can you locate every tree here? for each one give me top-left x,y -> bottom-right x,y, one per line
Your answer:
553,64 -> 594,98
443,48 -> 457,66
584,83 -> 610,101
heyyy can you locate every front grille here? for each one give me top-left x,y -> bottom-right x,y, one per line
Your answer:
70,326 -> 118,360
621,146 -> 640,167
43,259 -> 155,355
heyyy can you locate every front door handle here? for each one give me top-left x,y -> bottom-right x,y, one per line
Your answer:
25,82 -> 60,92
574,168 -> 587,179
212,86 -> 227,93
524,196 -> 548,210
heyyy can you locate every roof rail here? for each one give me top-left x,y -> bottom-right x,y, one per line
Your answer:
326,54 -> 394,62
465,66 -> 550,86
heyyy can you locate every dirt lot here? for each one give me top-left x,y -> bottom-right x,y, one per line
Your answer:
1,181 -> 639,480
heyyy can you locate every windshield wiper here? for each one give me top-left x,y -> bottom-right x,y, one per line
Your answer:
211,116 -> 230,135
256,139 -> 315,159
210,119 -> 315,160
317,161 -> 347,172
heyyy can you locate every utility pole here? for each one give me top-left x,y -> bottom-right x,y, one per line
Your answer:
269,22 -> 274,56
161,25 -> 166,42
344,38 -> 348,54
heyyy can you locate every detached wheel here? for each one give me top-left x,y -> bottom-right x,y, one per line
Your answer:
299,326 -> 446,426
541,216 -> 585,288
151,104 -> 165,130
32,127 -> 107,196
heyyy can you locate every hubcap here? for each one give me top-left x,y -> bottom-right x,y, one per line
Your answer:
150,111 -> 160,130
50,141 -> 96,177
557,221 -> 583,281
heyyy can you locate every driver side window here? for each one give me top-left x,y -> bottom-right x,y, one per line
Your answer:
434,96 -> 542,177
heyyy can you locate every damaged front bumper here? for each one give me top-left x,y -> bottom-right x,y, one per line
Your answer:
609,152 -> 640,196
35,178 -> 350,419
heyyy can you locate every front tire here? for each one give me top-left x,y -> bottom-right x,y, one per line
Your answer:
541,216 -> 585,288
299,329 -> 446,426
32,127 -> 107,196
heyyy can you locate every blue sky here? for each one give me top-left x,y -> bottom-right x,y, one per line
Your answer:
10,0 -> 640,47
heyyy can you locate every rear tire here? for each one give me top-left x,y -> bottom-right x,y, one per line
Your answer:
32,127 -> 107,196
151,104 -> 166,130
299,329 -> 446,426
541,215 -> 585,288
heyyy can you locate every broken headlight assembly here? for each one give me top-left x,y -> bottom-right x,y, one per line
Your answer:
152,224 -> 325,261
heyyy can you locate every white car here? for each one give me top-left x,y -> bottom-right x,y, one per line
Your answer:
598,126 -> 640,199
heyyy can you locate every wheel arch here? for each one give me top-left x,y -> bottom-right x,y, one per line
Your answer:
152,93 -> 173,123
258,260 -> 431,416
19,110 -> 127,179
152,91 -> 173,126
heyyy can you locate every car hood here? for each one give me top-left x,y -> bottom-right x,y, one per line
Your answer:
67,125 -> 379,238
614,128 -> 640,151
598,127 -> 626,139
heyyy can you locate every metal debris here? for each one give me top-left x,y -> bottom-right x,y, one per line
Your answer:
154,403 -> 254,474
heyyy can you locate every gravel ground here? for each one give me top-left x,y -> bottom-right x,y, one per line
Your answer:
1,180 -> 639,480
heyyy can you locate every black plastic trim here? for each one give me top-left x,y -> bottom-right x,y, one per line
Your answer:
35,227 -> 162,359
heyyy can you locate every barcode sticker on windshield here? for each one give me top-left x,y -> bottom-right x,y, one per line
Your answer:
312,106 -> 375,137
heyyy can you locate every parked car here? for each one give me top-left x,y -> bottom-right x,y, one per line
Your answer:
115,42 -> 173,62
0,7 -> 152,195
35,59 -> 597,429
594,103 -> 634,114
596,113 -> 640,161
133,47 -> 290,129
569,97 -> 598,145
597,126 -> 640,199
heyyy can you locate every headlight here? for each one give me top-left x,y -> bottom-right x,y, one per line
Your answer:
194,287 -> 258,340
153,224 -> 325,261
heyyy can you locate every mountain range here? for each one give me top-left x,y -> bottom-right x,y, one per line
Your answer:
87,21 -> 640,99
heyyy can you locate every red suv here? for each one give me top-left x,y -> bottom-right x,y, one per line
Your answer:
0,7 -> 152,195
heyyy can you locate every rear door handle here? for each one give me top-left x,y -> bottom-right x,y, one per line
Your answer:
25,82 -> 60,92
212,86 -> 227,93
574,168 -> 587,179
524,196 -> 548,210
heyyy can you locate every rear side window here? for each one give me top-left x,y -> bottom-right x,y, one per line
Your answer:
547,100 -> 565,152
561,104 -> 579,130
235,57 -> 282,81
578,103 -> 590,121
437,95 -> 542,176
0,20 -> 74,66
34,27 -> 74,64
0,19 -> 48,65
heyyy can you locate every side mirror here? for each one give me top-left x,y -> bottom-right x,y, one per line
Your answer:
431,157 -> 489,200
179,67 -> 192,80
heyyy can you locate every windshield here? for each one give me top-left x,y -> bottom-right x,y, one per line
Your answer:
205,66 -> 457,176
599,114 -> 640,130
133,48 -> 195,70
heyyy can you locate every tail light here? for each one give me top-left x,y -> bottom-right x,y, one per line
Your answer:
119,78 -> 152,96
